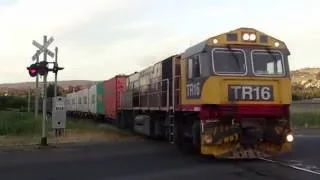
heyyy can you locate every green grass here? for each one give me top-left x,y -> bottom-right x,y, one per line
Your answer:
291,112 -> 320,127
0,111 -> 42,136
1,110 -> 319,137
0,111 -> 134,147
0,111 -> 131,137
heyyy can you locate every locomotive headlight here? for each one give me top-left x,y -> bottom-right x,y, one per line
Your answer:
286,133 -> 294,142
249,33 -> 256,41
203,134 -> 213,144
275,42 -> 280,47
242,33 -> 250,40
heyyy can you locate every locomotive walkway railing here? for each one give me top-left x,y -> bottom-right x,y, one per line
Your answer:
120,76 -> 181,111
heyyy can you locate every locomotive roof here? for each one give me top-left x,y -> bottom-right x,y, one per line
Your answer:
181,27 -> 290,59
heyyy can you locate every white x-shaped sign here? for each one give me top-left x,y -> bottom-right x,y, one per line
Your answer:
32,36 -> 55,60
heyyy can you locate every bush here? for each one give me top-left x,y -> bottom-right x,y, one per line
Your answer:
0,96 -> 29,112
291,112 -> 320,127
0,111 -> 42,135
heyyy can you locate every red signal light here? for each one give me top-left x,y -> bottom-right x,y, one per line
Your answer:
38,61 -> 48,75
27,64 -> 38,77
26,61 -> 49,77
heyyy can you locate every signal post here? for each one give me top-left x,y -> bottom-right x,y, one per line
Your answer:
27,35 -> 64,146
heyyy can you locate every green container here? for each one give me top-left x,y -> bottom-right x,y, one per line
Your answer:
96,81 -> 105,115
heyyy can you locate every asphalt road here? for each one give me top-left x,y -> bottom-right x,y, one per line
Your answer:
0,129 -> 320,180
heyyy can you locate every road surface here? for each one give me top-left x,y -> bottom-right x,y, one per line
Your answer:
0,129 -> 319,180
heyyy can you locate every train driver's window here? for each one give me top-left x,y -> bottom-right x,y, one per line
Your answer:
252,51 -> 284,76
188,55 -> 200,79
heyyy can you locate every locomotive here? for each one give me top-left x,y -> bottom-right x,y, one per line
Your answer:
66,27 -> 293,159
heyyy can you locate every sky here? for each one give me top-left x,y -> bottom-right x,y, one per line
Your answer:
0,0 -> 319,83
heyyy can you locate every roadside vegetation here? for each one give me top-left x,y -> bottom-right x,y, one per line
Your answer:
291,112 -> 320,128
0,87 -> 134,147
0,111 -> 131,135
0,92 -> 320,147
0,110 -> 133,147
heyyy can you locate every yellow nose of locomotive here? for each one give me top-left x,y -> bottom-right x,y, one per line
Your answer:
200,77 -> 292,105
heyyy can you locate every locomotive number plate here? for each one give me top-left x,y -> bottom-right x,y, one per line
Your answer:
228,85 -> 274,101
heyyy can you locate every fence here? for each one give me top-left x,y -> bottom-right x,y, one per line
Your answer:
291,100 -> 320,113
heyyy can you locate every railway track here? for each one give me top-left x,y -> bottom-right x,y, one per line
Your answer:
231,157 -> 320,180
68,116 -> 320,179
258,158 -> 320,175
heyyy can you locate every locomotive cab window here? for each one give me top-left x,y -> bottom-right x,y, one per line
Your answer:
188,55 -> 201,79
212,49 -> 246,75
252,50 -> 284,76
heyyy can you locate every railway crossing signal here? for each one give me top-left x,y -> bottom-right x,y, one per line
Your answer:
28,35 -> 66,146
27,63 -> 38,77
52,63 -> 64,73
38,61 -> 49,75
26,61 -> 49,77
32,37 -> 55,61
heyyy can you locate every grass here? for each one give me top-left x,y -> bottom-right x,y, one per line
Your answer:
0,111 -> 134,147
0,111 -> 42,136
291,112 -> 320,128
1,110 -> 320,147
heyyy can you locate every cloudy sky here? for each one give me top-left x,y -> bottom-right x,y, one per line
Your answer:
0,0 -> 319,83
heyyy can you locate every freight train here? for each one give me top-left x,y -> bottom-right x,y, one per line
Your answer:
65,27 -> 294,159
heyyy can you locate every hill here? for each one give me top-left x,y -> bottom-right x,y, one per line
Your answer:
291,68 -> 320,88
0,80 -> 98,96
1,67 -> 320,98
0,80 -> 97,89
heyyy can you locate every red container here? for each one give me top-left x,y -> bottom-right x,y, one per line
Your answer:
103,75 -> 128,120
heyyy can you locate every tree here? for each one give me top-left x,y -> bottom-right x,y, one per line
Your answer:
46,83 -> 62,98
316,72 -> 320,80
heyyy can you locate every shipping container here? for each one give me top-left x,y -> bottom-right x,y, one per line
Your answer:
70,92 -> 77,112
66,93 -> 72,112
88,84 -> 97,114
96,81 -> 105,115
103,75 -> 128,120
77,88 -> 89,113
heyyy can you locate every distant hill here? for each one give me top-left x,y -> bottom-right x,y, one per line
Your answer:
1,67 -> 320,97
0,80 -> 96,89
291,68 -> 320,88
0,80 -> 98,95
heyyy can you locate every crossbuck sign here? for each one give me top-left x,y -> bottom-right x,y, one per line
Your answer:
32,36 -> 55,60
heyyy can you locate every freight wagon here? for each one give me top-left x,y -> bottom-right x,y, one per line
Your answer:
65,75 -> 127,123
103,75 -> 127,122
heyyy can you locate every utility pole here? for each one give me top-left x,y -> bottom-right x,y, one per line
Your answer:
35,50 -> 40,116
54,47 -> 58,97
30,34 -> 57,146
28,88 -> 31,112
54,46 -> 59,136
41,35 -> 48,146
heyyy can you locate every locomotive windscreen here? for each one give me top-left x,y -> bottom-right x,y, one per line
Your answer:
212,49 -> 246,74
252,51 -> 284,76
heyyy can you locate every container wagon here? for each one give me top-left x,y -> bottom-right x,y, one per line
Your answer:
103,75 -> 128,123
88,84 -> 97,119
96,81 -> 105,120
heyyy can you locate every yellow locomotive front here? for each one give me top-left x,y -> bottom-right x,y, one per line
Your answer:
179,28 -> 293,158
